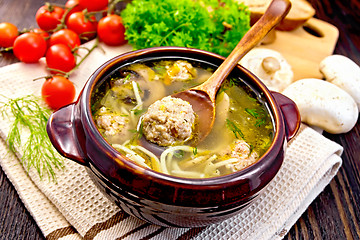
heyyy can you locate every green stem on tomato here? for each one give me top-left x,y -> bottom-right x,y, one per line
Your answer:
107,0 -> 124,15
64,38 -> 99,78
0,46 -> 13,52
78,31 -> 97,41
32,75 -> 53,82
46,68 -> 69,76
51,4 -> 77,33
45,2 -> 55,12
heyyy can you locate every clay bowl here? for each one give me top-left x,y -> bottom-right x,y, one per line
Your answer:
47,47 -> 300,227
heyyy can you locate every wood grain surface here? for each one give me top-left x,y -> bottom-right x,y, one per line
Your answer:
0,0 -> 359,239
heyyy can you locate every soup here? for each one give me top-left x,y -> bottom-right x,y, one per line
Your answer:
91,59 -> 274,178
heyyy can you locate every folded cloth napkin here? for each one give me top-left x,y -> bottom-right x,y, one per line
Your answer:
0,40 -> 343,240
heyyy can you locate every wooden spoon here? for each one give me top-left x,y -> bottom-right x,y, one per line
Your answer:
172,0 -> 291,143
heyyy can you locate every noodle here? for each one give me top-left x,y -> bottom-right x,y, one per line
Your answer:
204,158 -> 240,174
178,155 -> 207,169
130,145 -> 161,171
160,146 -> 194,175
171,169 -> 205,178
112,144 -> 149,168
130,81 -> 143,123
131,81 -> 143,110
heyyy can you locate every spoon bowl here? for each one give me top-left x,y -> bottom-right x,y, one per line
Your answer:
173,0 -> 291,142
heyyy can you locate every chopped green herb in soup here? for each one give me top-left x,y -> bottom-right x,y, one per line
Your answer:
91,59 -> 274,178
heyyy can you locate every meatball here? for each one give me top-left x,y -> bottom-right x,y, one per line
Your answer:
142,96 -> 196,146
231,140 -> 259,170
222,140 -> 259,171
164,60 -> 197,84
95,107 -> 129,137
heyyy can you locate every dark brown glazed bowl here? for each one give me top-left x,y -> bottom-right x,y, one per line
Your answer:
47,47 -> 300,227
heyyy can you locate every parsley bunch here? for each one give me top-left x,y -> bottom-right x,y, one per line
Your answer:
121,0 -> 250,57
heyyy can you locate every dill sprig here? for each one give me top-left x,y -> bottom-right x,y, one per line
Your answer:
245,107 -> 268,127
0,95 -> 64,182
226,119 -> 244,139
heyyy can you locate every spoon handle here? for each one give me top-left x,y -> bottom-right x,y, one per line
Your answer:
197,0 -> 291,101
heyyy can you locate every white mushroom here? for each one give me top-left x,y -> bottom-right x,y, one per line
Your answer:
282,78 -> 358,134
239,48 -> 293,92
320,54 -> 360,110
120,63 -> 167,108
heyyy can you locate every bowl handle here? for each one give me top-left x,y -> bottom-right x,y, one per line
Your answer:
46,103 -> 87,165
271,91 -> 301,141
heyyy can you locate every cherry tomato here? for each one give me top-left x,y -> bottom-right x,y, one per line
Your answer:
66,12 -> 97,40
46,44 -> 76,74
78,0 -> 108,12
31,28 -> 50,48
41,76 -> 76,110
97,15 -> 126,46
65,0 -> 84,22
36,4 -> 65,31
13,33 -> 47,63
0,22 -> 18,48
49,29 -> 81,50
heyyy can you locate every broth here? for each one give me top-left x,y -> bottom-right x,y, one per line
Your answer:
91,59 -> 274,178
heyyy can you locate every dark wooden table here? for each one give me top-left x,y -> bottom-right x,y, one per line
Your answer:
0,0 -> 359,239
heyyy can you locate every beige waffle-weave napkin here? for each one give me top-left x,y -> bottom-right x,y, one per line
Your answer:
0,41 -> 343,240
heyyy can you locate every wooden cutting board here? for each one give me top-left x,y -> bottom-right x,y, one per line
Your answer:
262,18 -> 339,81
